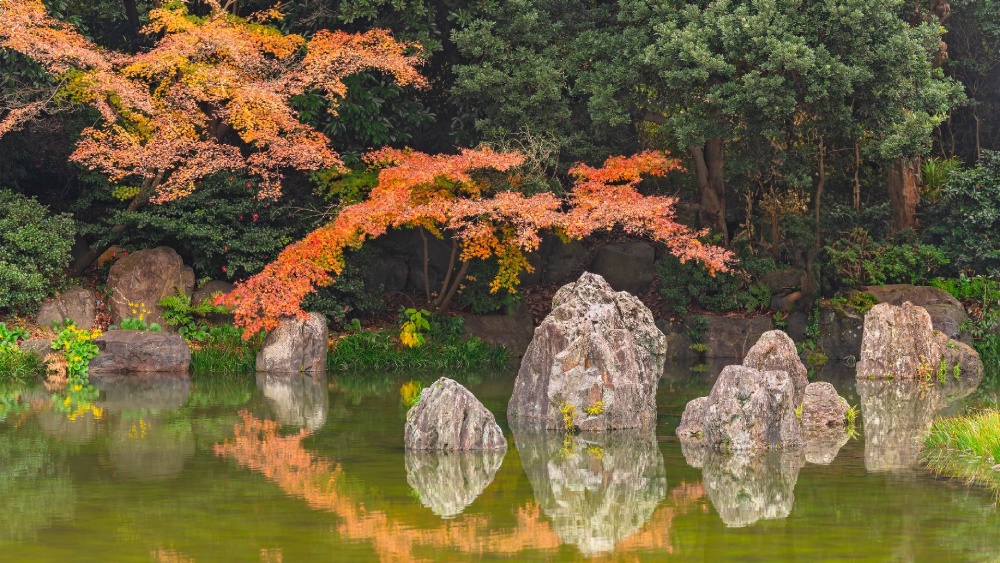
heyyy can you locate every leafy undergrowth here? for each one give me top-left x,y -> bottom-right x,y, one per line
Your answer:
327,330 -> 507,372
189,325 -> 264,374
0,347 -> 43,384
923,409 -> 1000,499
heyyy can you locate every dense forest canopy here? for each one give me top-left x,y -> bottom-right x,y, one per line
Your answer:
0,0 -> 997,324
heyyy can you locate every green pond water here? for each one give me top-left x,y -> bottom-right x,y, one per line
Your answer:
2,362 -> 1000,562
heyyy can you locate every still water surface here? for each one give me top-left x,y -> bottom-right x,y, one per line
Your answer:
2,363 -> 1000,562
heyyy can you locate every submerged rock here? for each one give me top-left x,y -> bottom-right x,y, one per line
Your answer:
677,365 -> 802,452
742,330 -> 809,405
700,449 -> 805,528
405,377 -> 506,451
405,450 -> 505,518
856,302 -> 983,382
256,312 -> 328,374
513,428 -> 666,556
508,272 -> 667,431
89,331 -> 191,374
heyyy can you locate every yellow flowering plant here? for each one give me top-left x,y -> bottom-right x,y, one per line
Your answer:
49,323 -> 102,412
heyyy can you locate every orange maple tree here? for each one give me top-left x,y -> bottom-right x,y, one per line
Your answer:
220,148 -> 733,337
0,0 -> 424,268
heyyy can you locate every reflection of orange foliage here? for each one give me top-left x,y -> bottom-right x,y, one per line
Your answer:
214,412 -> 561,562
215,413 -> 707,561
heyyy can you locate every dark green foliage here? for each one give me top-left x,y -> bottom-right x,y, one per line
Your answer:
657,237 -> 776,315
73,172 -> 316,281
924,151 -> 1000,277
301,247 -> 385,328
0,190 -> 75,315
930,275 -> 1000,340
189,325 -> 263,374
327,315 -> 507,372
159,293 -> 231,341
825,228 -> 949,288
456,258 -> 519,315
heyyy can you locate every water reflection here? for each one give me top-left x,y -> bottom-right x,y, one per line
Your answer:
857,374 -> 980,472
802,425 -> 849,465
513,428 -> 667,556
0,434 -> 75,541
405,450 -> 505,518
93,375 -> 192,411
256,372 -> 328,431
700,449 -> 805,528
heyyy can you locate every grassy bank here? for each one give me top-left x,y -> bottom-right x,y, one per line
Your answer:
327,330 -> 508,372
0,347 -> 43,384
189,326 -> 263,374
923,409 -> 1000,498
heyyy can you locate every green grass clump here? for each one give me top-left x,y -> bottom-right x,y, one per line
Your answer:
923,409 -> 1000,498
327,330 -> 507,372
0,347 -> 43,384
190,325 -> 263,374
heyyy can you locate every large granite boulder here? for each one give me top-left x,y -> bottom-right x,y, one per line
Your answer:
698,314 -> 773,359
405,450 -> 505,518
405,377 -> 506,451
36,286 -> 96,329
676,365 -> 802,452
105,247 -> 195,327
507,273 -> 667,432
856,302 -> 983,382
865,284 -> 970,342
799,382 -> 848,432
742,330 -> 809,406
88,331 -> 191,374
589,242 -> 655,295
513,428 -> 666,555
256,312 -> 328,374
700,450 -> 805,528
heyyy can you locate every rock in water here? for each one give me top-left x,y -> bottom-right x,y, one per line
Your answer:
88,331 -> 191,374
742,330 -> 809,406
856,302 -> 984,381
256,313 -> 328,373
405,450 -> 505,518
36,286 -> 96,329
676,365 -> 802,452
405,378 -> 506,451
800,382 -> 848,431
507,272 -> 667,431
105,247 -> 195,327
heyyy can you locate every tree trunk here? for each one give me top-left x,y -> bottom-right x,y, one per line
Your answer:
814,138 -> 825,246
887,157 -> 921,232
853,143 -> 861,211
123,0 -> 141,33
691,137 -> 728,244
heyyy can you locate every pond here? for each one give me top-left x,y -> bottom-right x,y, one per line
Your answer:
2,362 -> 1000,562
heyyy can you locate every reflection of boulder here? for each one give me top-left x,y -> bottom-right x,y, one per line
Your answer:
93,375 -> 191,411
107,416 -> 195,480
36,409 -> 99,445
802,425 -> 849,465
256,372 -> 329,431
857,375 -> 980,472
513,428 -> 666,556
701,450 -> 805,528
405,450 -> 505,518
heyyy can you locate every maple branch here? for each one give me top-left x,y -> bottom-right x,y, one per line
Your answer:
434,238 -> 460,310
436,259 -> 471,314
418,229 -> 431,304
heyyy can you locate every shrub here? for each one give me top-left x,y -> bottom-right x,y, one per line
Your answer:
924,151 -> 1000,277
930,275 -> 1000,340
824,228 -> 948,288
923,409 -> 1000,499
0,190 -> 75,315
657,236 -> 776,315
